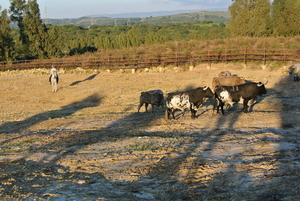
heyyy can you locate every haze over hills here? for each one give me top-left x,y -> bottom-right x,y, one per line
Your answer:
83,8 -> 229,19
40,10 -> 230,27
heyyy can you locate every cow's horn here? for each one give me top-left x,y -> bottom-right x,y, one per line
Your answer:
264,80 -> 268,85
203,86 -> 208,90
257,81 -> 268,87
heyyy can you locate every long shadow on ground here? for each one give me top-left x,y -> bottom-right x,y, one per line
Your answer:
1,80 -> 299,200
69,73 -> 100,86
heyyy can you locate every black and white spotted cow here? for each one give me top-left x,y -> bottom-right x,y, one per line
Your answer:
213,82 -> 267,115
165,86 -> 214,120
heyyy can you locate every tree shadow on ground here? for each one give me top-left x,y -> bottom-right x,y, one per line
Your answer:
197,74 -> 300,201
1,79 -> 299,200
0,94 -> 102,141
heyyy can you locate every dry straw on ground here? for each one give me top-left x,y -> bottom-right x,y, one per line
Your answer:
0,63 -> 299,200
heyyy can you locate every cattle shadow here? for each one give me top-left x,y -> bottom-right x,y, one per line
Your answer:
69,73 -> 99,86
171,104 -> 212,120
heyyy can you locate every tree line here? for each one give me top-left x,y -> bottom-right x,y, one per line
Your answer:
0,0 -> 300,62
228,0 -> 300,37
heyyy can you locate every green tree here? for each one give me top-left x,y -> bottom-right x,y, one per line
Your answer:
94,36 -> 113,50
115,32 -> 129,48
22,0 -> 48,58
127,27 -> 141,47
145,32 -> 168,45
144,32 -> 156,45
227,0 -> 271,37
9,0 -> 27,53
0,8 -> 15,61
272,0 -> 300,36
46,25 -> 64,58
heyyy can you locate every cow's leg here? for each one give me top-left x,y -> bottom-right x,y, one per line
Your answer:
214,97 -> 224,115
144,103 -> 149,112
138,103 -> 143,113
248,98 -> 256,112
171,109 -> 176,120
164,108 -> 171,120
243,99 -> 250,113
151,104 -> 154,113
190,109 -> 196,119
213,97 -> 218,113
219,101 -> 225,115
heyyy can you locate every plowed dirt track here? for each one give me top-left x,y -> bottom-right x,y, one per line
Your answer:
0,63 -> 300,200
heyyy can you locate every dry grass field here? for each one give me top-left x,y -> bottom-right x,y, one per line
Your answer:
0,63 -> 300,200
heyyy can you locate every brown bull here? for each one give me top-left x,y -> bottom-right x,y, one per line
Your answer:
212,76 -> 246,91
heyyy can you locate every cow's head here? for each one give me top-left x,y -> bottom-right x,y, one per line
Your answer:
257,81 -> 267,95
289,65 -> 295,74
150,93 -> 161,105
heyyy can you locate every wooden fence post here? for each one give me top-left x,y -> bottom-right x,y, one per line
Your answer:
284,49 -> 287,63
244,48 -> 247,67
263,48 -> 266,66
225,49 -> 228,65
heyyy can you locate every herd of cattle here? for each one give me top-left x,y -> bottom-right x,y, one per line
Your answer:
138,70 -> 268,120
138,64 -> 299,120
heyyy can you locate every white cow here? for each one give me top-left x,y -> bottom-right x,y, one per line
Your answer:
49,65 -> 59,92
289,64 -> 300,82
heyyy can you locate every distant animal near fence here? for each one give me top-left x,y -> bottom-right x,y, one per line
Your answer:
1,48 -> 300,71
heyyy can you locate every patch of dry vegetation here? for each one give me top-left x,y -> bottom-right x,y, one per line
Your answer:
81,36 -> 300,58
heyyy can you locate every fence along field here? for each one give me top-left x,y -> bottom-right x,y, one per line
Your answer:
1,48 -> 300,71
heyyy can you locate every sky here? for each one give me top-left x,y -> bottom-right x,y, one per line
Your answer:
0,0 -> 232,19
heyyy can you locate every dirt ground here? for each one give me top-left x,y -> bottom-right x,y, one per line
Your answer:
0,63 -> 300,201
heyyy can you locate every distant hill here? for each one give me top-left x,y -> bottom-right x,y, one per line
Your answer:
85,10 -> 201,18
84,9 -> 229,18
41,11 -> 230,27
